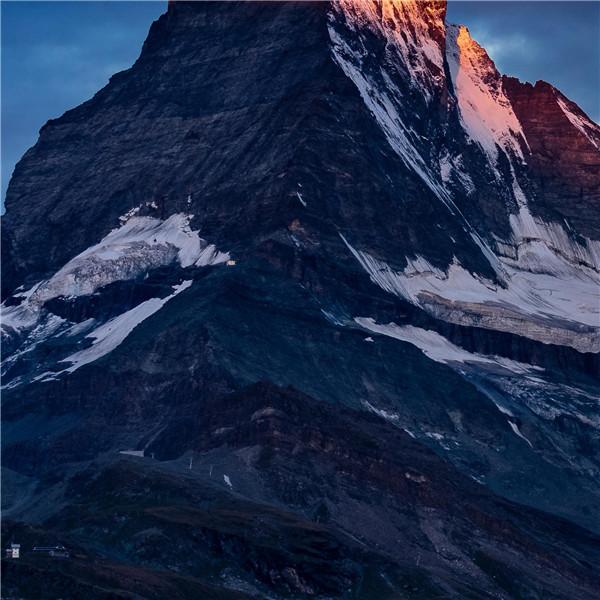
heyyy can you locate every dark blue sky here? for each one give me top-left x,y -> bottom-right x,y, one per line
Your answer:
2,1 -> 599,205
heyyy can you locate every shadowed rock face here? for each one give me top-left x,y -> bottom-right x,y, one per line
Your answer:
2,2 -> 599,598
503,77 -> 600,238
1,1 -> 334,293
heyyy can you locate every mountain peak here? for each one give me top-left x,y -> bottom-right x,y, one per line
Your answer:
446,22 -> 527,162
452,23 -> 489,61
2,3 -> 600,598
332,0 -> 447,101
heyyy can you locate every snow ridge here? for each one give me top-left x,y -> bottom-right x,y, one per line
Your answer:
556,94 -> 600,150
446,24 -> 528,164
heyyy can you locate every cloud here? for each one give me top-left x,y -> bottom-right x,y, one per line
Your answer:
476,33 -> 537,66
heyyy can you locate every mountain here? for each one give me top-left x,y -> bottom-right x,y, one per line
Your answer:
2,1 -> 599,598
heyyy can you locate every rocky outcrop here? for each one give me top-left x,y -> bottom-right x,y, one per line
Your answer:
504,77 -> 600,238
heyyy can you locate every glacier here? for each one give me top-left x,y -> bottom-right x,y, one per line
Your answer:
1,213 -> 228,339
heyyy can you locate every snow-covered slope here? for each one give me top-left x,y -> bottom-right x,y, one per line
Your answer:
355,317 -> 538,374
330,0 -> 600,354
446,24 -> 528,163
328,3 -> 451,208
556,94 -> 600,151
332,0 -> 447,102
29,213 -> 227,307
1,212 -> 229,387
58,280 -> 193,376
343,220 -> 600,353
1,213 -> 228,338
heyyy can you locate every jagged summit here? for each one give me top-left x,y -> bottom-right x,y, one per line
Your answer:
333,0 -> 447,98
446,23 -> 529,161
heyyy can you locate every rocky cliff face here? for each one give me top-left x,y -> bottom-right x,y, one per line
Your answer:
503,76 -> 600,238
2,2 -> 599,598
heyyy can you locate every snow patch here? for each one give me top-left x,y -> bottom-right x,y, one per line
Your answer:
508,421 -> 533,448
344,231 -> 600,352
1,313 -> 67,384
363,400 -> 400,423
60,318 -> 97,338
507,205 -> 600,274
321,309 -> 345,327
355,317 -> 538,375
119,205 -> 141,224
493,403 -> 514,418
1,301 -> 41,335
28,214 -> 227,307
60,280 -> 193,373
296,191 -> 307,207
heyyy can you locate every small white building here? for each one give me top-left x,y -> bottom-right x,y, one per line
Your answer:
5,544 -> 20,559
